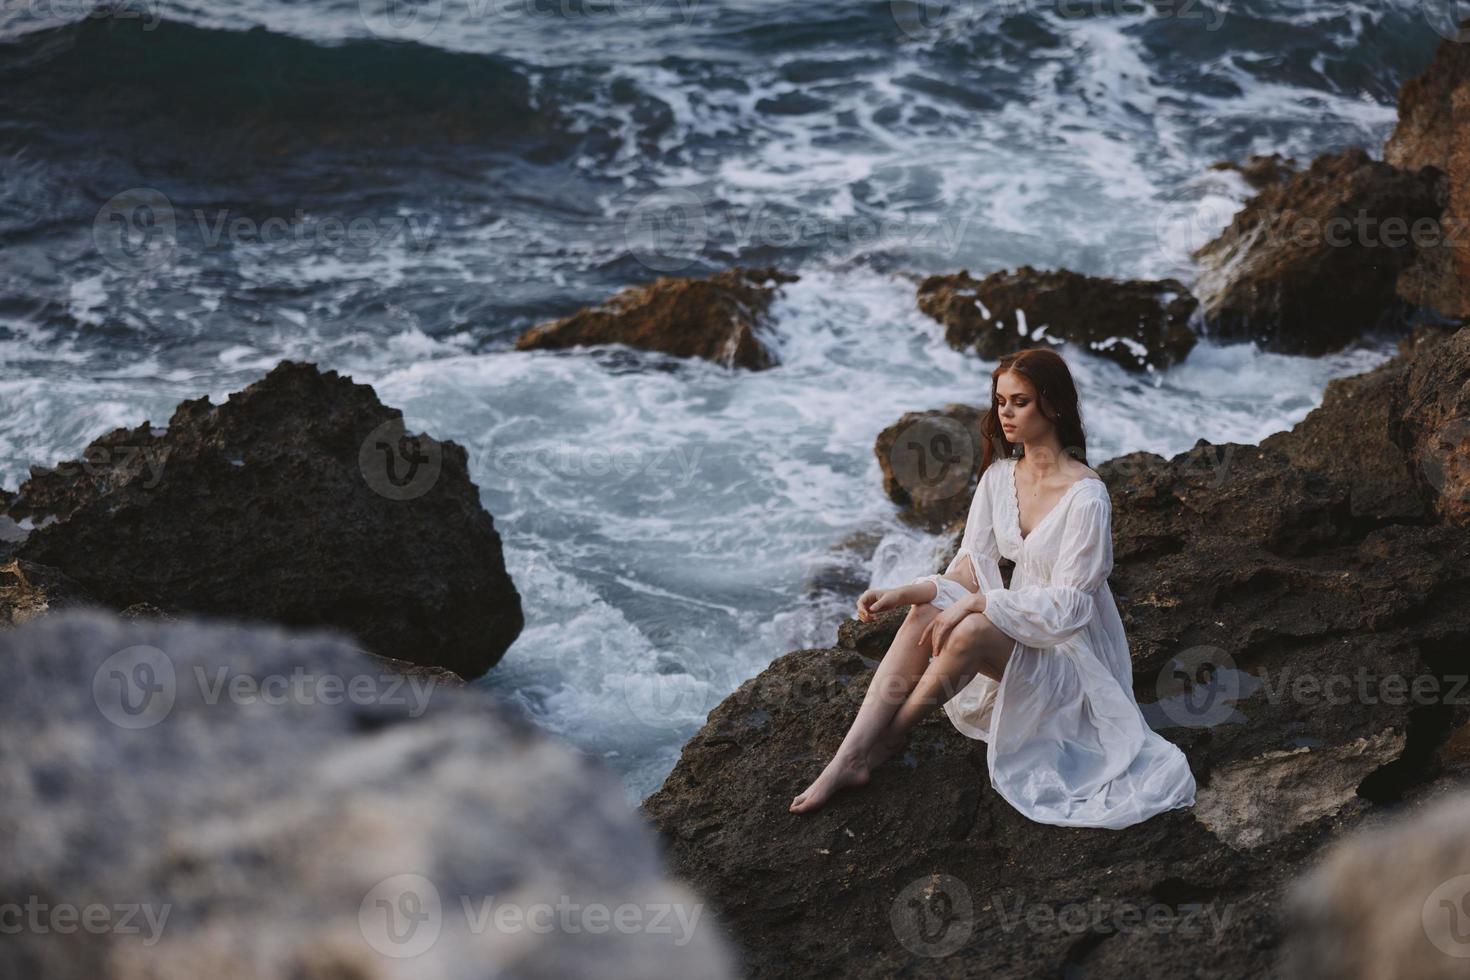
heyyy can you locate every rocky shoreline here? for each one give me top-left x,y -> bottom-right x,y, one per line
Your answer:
632,34 -> 1470,980
3,28 -> 1470,980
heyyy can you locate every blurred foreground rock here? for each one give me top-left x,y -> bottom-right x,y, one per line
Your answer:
0,609 -> 735,980
1283,785 -> 1470,979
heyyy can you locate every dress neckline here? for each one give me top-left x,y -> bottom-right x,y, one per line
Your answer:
1007,456 -> 1102,543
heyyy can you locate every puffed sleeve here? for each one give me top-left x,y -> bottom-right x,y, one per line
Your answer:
911,463 -> 1006,610
980,490 -> 1112,647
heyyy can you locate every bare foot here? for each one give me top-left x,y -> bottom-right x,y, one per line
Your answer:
789,750 -> 871,814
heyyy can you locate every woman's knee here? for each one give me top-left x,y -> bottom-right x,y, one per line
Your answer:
940,616 -> 1008,663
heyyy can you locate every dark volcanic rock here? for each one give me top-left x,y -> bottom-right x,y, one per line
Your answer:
1385,35 -> 1470,324
515,265 -> 799,370
0,608 -> 735,980
915,266 -> 1198,373
1192,147 -> 1444,355
640,325 -> 1470,978
5,360 -> 522,679
873,403 -> 992,532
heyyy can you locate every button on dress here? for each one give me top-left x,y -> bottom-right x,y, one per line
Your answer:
910,455 -> 1197,829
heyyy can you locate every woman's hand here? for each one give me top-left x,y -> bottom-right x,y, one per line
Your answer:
919,601 -> 973,656
856,587 -> 904,622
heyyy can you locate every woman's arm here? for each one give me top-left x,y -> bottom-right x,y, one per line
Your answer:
978,491 -> 1112,648
911,463 -> 1005,609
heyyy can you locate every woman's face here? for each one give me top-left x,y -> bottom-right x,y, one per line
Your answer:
995,371 -> 1048,443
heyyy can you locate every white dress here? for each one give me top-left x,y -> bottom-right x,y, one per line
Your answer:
910,455 -> 1197,829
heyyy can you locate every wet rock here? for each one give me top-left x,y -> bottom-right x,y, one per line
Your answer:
915,266 -> 1198,373
0,608 -> 735,980
640,324 -> 1470,977
1384,36 -> 1470,324
515,265 -> 799,370
1191,147 -> 1444,355
4,360 -> 522,679
1210,152 -> 1301,190
873,403 -> 991,532
1283,783 -> 1470,979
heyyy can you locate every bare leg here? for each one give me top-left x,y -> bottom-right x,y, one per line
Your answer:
789,602 -> 941,813
879,613 -> 1015,758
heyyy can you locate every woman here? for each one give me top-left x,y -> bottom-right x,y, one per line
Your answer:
790,348 -> 1197,828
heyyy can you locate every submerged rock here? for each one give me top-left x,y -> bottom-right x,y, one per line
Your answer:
0,608 -> 736,980
1191,147 -> 1444,354
641,324 -> 1470,977
515,265 -> 799,370
914,266 -> 1198,373
4,360 -> 522,679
